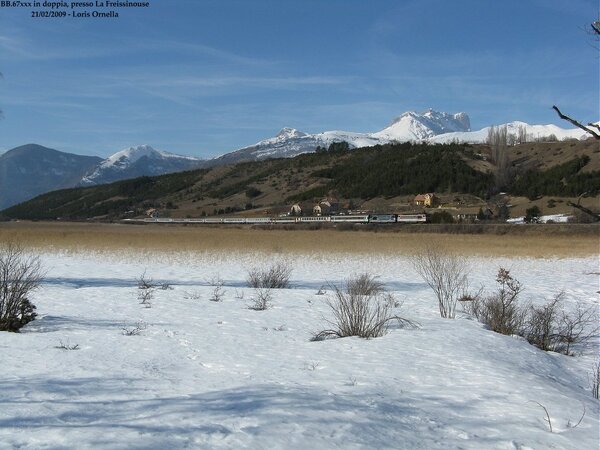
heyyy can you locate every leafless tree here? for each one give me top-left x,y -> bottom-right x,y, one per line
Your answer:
0,243 -> 44,332
487,124 -> 513,188
516,124 -> 527,144
412,247 -> 469,319
552,21 -> 600,140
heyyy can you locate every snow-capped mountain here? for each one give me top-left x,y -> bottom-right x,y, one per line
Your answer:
210,109 -> 472,165
371,110 -> 471,141
80,145 -> 204,185
2,109 -> 594,211
210,109 -> 593,165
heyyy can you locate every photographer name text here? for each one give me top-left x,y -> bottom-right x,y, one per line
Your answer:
2,1 -> 151,19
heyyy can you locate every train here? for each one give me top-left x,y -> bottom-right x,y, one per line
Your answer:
125,213 -> 427,225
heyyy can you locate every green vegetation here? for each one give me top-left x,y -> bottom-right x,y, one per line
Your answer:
510,156 -> 600,199
525,206 -> 541,224
288,143 -> 494,201
2,141 -> 597,221
3,169 -> 205,220
308,142 -> 494,199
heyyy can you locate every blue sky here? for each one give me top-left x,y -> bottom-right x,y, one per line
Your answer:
0,0 -> 598,158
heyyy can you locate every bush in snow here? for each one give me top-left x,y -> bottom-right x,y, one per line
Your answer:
465,268 -> 598,356
313,273 -> 414,340
246,261 -> 292,289
136,270 -> 156,290
412,247 -> 469,319
346,273 -> 384,297
208,276 -> 226,302
138,286 -> 154,308
249,288 -> 272,310
464,268 -> 526,335
524,295 -> 598,355
0,243 -> 44,332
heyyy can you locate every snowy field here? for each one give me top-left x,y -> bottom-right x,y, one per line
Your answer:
1,250 -> 599,449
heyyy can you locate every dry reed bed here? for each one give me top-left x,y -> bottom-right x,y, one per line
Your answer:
0,221 -> 598,258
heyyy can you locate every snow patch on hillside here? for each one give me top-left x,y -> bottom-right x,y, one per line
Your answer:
100,145 -> 200,170
80,145 -> 203,185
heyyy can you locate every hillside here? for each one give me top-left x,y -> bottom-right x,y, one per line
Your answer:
2,140 -> 599,221
0,144 -> 102,210
1,110 -> 593,210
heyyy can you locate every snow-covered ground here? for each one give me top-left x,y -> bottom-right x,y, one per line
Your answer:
507,214 -> 573,224
1,251 -> 598,449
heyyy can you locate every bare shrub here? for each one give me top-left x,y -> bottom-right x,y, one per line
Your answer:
138,287 -> 154,308
210,284 -> 226,302
412,247 -> 469,319
590,360 -> 600,400
464,268 -> 526,335
249,288 -> 272,310
529,401 -> 553,433
524,293 -> 561,351
347,273 -> 384,296
554,301 -> 599,355
207,276 -> 226,302
122,321 -> 147,336
55,340 -> 79,350
566,403 -> 586,429
314,274 -> 415,340
384,293 -> 402,309
183,290 -> 202,300
208,275 -> 224,286
0,243 -> 44,332
525,295 -> 598,355
247,261 -> 292,289
466,270 -> 598,355
303,360 -> 320,371
136,270 -> 155,290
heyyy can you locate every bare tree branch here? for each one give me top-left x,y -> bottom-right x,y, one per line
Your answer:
552,105 -> 600,140
587,122 -> 600,132
566,201 -> 600,222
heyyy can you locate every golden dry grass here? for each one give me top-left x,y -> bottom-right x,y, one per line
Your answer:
0,221 -> 598,258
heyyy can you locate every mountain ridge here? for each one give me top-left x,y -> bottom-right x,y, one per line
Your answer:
2,109 -> 595,209
80,144 -> 204,185
0,144 -> 102,210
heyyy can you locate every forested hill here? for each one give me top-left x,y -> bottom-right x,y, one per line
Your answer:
2,140 -> 598,221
